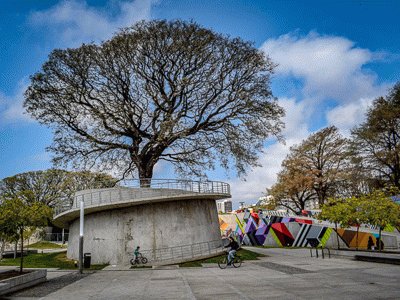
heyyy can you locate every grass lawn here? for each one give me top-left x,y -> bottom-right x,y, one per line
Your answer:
179,248 -> 266,267
27,241 -> 67,249
0,251 -> 107,270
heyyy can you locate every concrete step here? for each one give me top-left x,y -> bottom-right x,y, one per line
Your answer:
354,255 -> 400,265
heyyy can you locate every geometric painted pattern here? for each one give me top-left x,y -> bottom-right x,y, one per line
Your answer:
220,210 -> 396,249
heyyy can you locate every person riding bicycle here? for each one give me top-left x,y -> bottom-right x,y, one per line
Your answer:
224,237 -> 239,265
134,246 -> 140,261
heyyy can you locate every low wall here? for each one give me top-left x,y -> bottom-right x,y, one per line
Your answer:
0,269 -> 47,296
219,212 -> 399,249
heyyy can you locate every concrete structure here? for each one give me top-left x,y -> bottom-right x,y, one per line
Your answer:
53,180 -> 231,265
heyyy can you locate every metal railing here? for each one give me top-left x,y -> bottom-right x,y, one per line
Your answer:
132,239 -> 224,264
42,233 -> 69,242
54,179 -> 230,216
118,179 -> 230,194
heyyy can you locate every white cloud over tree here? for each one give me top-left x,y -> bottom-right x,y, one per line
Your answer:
260,31 -> 384,102
28,0 -> 156,46
0,82 -> 32,125
1,0 -> 156,125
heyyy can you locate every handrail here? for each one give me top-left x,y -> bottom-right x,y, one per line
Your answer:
310,246 -> 331,259
131,239 -> 224,264
54,179 -> 230,217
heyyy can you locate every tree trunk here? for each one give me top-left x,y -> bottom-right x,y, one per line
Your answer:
14,240 -> 17,259
335,222 -> 340,250
378,226 -> 382,252
356,224 -> 359,250
19,228 -> 24,274
0,239 -> 5,261
138,161 -> 155,187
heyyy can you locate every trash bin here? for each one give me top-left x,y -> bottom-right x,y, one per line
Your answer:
84,253 -> 91,268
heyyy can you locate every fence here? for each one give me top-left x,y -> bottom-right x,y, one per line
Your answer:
134,239 -> 224,263
54,179 -> 230,216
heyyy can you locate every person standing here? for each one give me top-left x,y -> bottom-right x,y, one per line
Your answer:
367,236 -> 374,250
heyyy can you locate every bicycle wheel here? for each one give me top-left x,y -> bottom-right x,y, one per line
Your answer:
233,256 -> 242,268
130,258 -> 137,266
141,257 -> 148,264
218,256 -> 228,269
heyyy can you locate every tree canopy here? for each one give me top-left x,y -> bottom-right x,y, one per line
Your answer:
0,191 -> 52,272
24,20 -> 284,182
0,169 -> 117,207
271,126 -> 350,208
321,190 -> 400,250
351,82 -> 400,189
268,164 -> 316,214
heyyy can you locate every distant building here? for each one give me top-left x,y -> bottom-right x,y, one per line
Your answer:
274,197 -> 319,214
256,195 -> 274,206
217,199 -> 233,213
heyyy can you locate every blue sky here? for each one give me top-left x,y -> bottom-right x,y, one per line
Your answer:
1,0 -> 399,206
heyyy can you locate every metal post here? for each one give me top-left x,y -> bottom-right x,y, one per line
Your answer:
78,200 -> 84,274
62,228 -> 65,244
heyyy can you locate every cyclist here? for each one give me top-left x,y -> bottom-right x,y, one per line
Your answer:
224,237 -> 239,265
134,246 -> 140,262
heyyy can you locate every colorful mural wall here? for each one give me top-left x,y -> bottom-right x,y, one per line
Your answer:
219,210 -> 398,249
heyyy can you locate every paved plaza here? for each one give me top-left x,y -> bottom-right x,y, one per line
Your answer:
5,247 -> 400,300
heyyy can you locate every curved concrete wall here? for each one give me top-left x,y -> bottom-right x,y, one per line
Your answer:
67,198 -> 221,265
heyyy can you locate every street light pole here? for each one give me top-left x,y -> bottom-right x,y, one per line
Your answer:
78,199 -> 84,274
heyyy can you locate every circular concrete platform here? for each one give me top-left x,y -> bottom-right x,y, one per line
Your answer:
53,180 -> 231,265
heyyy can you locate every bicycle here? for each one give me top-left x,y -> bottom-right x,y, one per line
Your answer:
218,251 -> 242,269
130,253 -> 148,265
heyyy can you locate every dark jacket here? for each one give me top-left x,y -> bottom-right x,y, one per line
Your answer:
226,239 -> 240,251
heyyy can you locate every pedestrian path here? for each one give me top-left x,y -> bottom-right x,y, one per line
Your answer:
4,247 -> 400,299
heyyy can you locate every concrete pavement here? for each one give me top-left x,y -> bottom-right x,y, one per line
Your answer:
5,247 -> 400,299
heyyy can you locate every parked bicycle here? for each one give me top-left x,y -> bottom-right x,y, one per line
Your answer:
130,253 -> 148,265
218,251 -> 242,269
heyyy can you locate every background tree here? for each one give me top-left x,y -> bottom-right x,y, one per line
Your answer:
320,198 -> 350,249
0,216 -> 18,261
0,169 -> 117,208
351,82 -> 400,189
275,126 -> 350,207
268,161 -> 317,214
360,189 -> 400,251
321,190 -> 400,251
0,191 -> 52,273
24,20 -> 284,184
341,196 -> 368,250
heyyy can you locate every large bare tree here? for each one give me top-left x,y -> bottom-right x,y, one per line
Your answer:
24,20 -> 284,183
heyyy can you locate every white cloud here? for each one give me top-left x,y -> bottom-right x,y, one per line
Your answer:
0,82 -> 32,125
326,97 -> 372,135
228,98 -> 311,207
261,31 -> 384,103
28,0 -> 155,46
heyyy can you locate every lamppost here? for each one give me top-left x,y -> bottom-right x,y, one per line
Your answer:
78,200 -> 84,274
